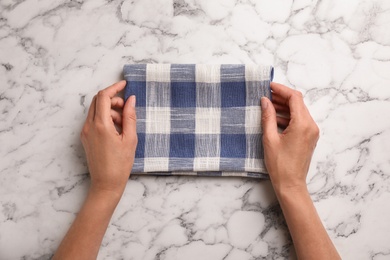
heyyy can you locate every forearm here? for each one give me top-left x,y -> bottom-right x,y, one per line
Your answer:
275,186 -> 341,260
53,188 -> 122,260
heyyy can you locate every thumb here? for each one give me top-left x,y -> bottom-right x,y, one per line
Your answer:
123,95 -> 137,142
261,97 -> 278,142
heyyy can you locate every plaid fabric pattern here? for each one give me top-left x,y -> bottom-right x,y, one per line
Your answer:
123,64 -> 273,178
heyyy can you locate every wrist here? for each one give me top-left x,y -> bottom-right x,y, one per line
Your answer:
271,181 -> 309,202
273,184 -> 313,219
88,185 -> 124,206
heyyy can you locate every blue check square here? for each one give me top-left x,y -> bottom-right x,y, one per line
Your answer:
125,81 -> 146,107
221,81 -> 246,107
171,82 -> 196,107
169,133 -> 195,158
220,134 -> 246,158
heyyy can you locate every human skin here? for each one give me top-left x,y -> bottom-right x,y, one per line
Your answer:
53,81 -> 340,260
53,81 -> 137,260
261,82 -> 341,260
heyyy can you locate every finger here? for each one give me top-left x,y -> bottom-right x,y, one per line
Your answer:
111,110 -> 122,125
276,116 -> 290,129
87,96 -> 97,122
111,97 -> 124,109
276,111 -> 290,121
271,92 -> 289,106
271,82 -> 307,118
95,81 -> 127,122
102,80 -> 127,98
122,95 -> 137,141
270,82 -> 297,99
261,97 -> 278,142
273,102 -> 290,114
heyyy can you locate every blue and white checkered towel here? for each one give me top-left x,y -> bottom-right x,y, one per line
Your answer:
124,64 -> 273,178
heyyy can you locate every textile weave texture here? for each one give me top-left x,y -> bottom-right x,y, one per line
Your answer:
123,64 -> 273,178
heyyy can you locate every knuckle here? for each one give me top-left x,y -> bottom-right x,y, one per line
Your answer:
113,98 -> 120,107
303,121 -> 320,140
302,122 -> 312,132
294,90 -> 304,99
262,134 -> 272,145
312,124 -> 320,139
262,133 -> 278,149
97,90 -> 106,98
132,134 -> 138,145
127,133 -> 138,147
94,121 -> 107,133
81,125 -> 89,138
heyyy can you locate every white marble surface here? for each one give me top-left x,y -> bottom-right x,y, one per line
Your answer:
1,0 -> 390,259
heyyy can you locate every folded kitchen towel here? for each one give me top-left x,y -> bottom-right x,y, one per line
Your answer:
123,64 -> 273,178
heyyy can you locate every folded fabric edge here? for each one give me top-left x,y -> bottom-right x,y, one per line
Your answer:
122,64 -> 274,78
131,171 -> 269,179
122,64 -> 274,102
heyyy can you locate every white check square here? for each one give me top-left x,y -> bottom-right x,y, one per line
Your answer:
194,157 -> 220,171
146,64 -> 171,82
245,106 -> 261,134
144,158 -> 169,172
244,158 -> 262,172
195,107 -> 221,134
146,107 -> 171,134
196,64 -> 221,83
245,65 -> 272,81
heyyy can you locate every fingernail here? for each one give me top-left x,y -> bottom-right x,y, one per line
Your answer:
130,95 -> 136,107
261,97 -> 268,110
